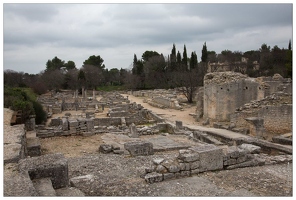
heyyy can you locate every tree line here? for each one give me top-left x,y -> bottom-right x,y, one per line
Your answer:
4,41 -> 292,103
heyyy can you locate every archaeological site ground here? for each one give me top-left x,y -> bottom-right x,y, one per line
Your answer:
3,72 -> 292,196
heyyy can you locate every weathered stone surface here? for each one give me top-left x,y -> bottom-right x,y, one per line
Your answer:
153,158 -> 164,165
99,144 -> 113,154
129,123 -> 139,138
18,153 -> 69,189
155,165 -> 167,173
32,178 -> 56,196
238,143 -> 261,154
70,174 -> 94,187
224,158 -> 236,166
180,170 -> 191,177
191,168 -> 200,175
190,161 -> 200,170
26,137 -> 41,157
163,173 -> 175,180
4,163 -> 38,196
179,162 -> 190,171
191,144 -> 223,172
145,172 -> 163,184
162,159 -> 180,173
55,187 -> 85,196
178,149 -> 199,162
113,149 -> 124,154
124,141 -> 154,156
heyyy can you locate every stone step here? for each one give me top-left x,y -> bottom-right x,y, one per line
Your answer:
32,178 -> 56,196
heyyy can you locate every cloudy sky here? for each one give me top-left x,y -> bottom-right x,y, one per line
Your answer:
3,2 -> 293,74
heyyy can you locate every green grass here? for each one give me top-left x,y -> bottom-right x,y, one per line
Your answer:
96,85 -> 126,92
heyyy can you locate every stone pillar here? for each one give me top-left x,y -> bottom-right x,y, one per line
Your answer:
93,89 -> 96,101
245,117 -> 266,139
76,89 -> 78,98
129,123 -> 139,138
176,121 -> 183,130
85,89 -> 87,100
82,87 -> 85,98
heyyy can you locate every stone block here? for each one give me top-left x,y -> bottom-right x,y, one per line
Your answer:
190,161 -> 200,170
36,130 -> 54,138
223,158 -> 236,166
70,174 -> 94,188
129,123 -> 139,138
99,144 -> 113,154
180,170 -> 191,177
124,141 -> 154,156
236,155 -> 248,164
155,165 -> 167,173
18,153 -> 69,189
144,172 -> 163,184
191,144 -> 223,172
238,143 -> 261,154
51,118 -> 61,126
178,149 -> 199,162
163,173 -> 175,180
191,168 -> 200,175
26,137 -> 41,157
113,149 -> 124,154
153,158 -> 164,165
32,178 -> 56,196
179,162 -> 190,171
61,118 -> 68,131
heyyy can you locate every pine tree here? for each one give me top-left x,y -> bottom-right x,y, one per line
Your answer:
182,44 -> 188,70
288,40 -> 292,50
201,42 -> 208,62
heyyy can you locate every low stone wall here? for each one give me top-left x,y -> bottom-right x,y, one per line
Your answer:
143,143 -> 268,184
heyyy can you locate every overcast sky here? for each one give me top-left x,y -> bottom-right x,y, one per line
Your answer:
3,3 -> 293,74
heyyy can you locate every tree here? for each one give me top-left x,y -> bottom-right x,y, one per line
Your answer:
288,40 -> 292,50
46,56 -> 65,71
189,51 -> 198,70
81,65 -> 105,89
182,44 -> 188,69
64,60 -> 76,70
62,69 -> 79,90
169,43 -> 177,71
41,69 -> 64,91
201,42 -> 208,62
83,55 -> 105,69
142,51 -> 160,62
176,51 -> 182,64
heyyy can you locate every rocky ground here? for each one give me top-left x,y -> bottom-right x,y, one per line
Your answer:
3,93 -> 293,197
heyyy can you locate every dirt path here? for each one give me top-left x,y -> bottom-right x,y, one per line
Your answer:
123,93 -> 201,127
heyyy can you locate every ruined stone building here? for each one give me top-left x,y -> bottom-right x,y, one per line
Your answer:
196,71 -> 292,138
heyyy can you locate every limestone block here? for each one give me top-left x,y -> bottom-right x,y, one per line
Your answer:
70,174 -> 94,188
26,137 -> 41,157
180,170 -> 191,177
163,173 -> 175,180
124,141 -> 154,156
61,118 -> 69,131
144,172 -> 163,184
155,165 -> 167,173
99,144 -> 113,154
32,178 -> 56,196
18,153 -> 69,189
238,143 -> 261,154
190,161 -> 200,170
178,149 -> 199,162
179,162 -> 190,171
51,118 -> 61,126
191,168 -> 200,175
36,130 -> 54,138
129,123 -> 139,138
223,158 -> 236,166
191,144 -> 223,172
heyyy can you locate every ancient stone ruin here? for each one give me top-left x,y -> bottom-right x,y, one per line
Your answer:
3,72 -> 292,196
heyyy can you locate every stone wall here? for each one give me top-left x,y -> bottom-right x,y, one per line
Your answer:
202,72 -> 292,122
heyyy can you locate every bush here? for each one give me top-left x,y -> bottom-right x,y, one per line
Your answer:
4,86 -> 47,124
